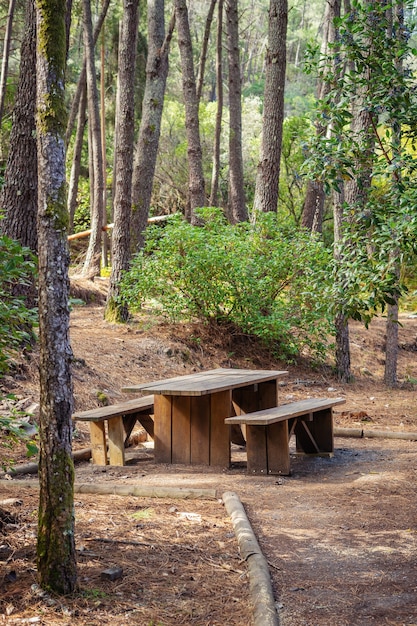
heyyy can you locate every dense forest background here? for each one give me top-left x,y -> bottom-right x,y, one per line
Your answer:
1,0 -> 417,592
1,0 -> 417,385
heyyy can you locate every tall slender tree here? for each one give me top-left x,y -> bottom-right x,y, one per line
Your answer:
253,0 -> 288,215
131,1 -> 174,250
82,0 -> 105,278
35,0 -> 77,593
0,0 -> 37,255
196,0 -> 217,102
225,0 -> 247,222
301,0 -> 339,233
175,0 -> 207,224
0,0 -> 16,126
105,0 -> 140,322
209,0 -> 224,207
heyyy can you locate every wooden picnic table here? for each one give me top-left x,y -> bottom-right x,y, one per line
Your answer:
122,368 -> 288,467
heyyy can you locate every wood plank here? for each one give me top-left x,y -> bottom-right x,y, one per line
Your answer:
245,424 -> 268,474
172,396 -> 191,464
107,417 -> 126,466
73,395 -> 154,421
153,395 -> 172,463
190,396 -> 210,465
225,397 -> 346,425
266,421 -> 291,475
210,390 -> 231,467
258,379 -> 278,409
122,415 -> 138,445
122,368 -> 288,396
136,414 -> 154,439
89,421 -> 107,465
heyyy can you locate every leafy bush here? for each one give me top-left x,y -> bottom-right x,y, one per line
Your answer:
0,234 -> 37,375
0,395 -> 38,470
120,209 -> 334,361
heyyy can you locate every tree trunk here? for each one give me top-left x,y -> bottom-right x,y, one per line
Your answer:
253,0 -> 288,216
301,179 -> 325,232
100,10 -> 109,267
385,301 -> 399,387
196,0 -> 217,103
335,311 -> 351,383
175,0 -> 206,224
0,0 -> 16,126
105,0 -> 139,322
82,0 -> 105,278
383,2 -> 404,389
131,1 -> 174,251
301,0 -> 341,233
209,0 -> 223,207
0,0 -> 37,255
35,0 -> 77,594
65,0 -> 111,146
68,82 -> 87,232
225,0 -> 247,223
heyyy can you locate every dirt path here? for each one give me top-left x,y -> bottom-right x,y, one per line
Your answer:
1,302 -> 417,624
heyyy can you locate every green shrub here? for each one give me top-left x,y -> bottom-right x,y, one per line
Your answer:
0,395 -> 38,470
120,209 -> 334,361
0,234 -> 37,375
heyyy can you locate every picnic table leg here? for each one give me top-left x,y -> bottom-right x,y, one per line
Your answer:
190,395 -> 210,465
172,396 -> 191,464
153,395 -> 173,463
246,421 -> 290,475
294,408 -> 334,455
89,421 -> 108,465
108,416 -> 126,466
210,390 -> 231,467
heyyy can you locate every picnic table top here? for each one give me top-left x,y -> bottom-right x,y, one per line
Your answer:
121,367 -> 288,397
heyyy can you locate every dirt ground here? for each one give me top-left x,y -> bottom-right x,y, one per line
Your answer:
1,284 -> 417,625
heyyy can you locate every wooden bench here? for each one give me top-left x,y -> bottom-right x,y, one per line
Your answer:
225,397 -> 346,475
72,395 -> 154,466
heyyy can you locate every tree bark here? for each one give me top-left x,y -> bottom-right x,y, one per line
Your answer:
68,82 -> 87,232
301,0 -> 341,233
35,0 -> 77,594
175,0 -> 206,224
301,179 -> 325,232
253,0 -> 288,216
131,1 -> 174,251
105,0 -> 139,322
65,0 -> 111,146
0,0 -> 37,254
196,0 -> 217,103
0,0 -> 16,126
225,0 -> 247,223
385,301 -> 399,387
209,0 -> 224,207
82,0 -> 105,278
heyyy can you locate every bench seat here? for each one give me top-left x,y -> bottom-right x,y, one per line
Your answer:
225,397 -> 345,475
73,395 -> 154,466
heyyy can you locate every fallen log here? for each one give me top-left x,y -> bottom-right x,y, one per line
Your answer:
222,490 -> 279,626
0,447 -> 92,478
0,479 -> 217,500
334,426 -> 417,440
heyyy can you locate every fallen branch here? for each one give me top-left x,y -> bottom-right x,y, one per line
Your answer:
0,479 -> 217,500
334,427 -> 417,441
222,490 -> 279,626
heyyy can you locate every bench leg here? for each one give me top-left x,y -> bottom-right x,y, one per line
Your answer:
89,421 -> 108,465
294,408 -> 334,456
154,395 -> 173,463
246,421 -> 290,475
108,416 -> 126,466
